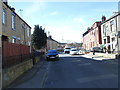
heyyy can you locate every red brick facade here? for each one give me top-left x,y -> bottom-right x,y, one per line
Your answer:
83,22 -> 102,51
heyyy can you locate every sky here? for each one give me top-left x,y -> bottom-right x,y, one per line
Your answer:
8,1 -> 119,43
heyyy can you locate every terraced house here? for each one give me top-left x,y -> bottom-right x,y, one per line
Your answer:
83,21 -> 102,51
47,35 -> 59,50
0,1 -> 32,88
101,13 -> 120,54
2,2 -> 31,45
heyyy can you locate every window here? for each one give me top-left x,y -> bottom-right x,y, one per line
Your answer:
103,24 -> 108,36
12,38 -> 16,43
27,27 -> 30,37
2,8 -> 6,24
28,41 -> 30,46
112,38 -> 115,42
107,36 -> 110,43
104,39 -> 106,44
110,20 -> 114,32
17,37 -> 21,44
12,13 -> 15,30
12,36 -> 16,43
103,25 -> 106,34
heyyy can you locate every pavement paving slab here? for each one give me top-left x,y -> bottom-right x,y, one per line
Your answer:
8,58 -> 48,88
81,52 -> 117,61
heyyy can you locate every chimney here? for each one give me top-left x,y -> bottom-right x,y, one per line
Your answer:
102,16 -> 106,22
11,7 -> 15,12
49,35 -> 52,39
2,0 -> 8,5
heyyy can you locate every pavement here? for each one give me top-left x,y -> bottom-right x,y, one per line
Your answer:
8,58 -> 49,88
81,52 -> 118,61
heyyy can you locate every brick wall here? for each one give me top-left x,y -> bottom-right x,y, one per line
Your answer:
83,22 -> 102,51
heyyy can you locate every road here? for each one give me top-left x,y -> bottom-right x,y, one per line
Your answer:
44,54 -> 118,88
9,54 -> 118,88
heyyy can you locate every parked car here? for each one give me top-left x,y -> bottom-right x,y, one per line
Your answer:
92,47 -> 103,52
64,48 -> 71,54
46,50 -> 59,60
70,48 -> 79,55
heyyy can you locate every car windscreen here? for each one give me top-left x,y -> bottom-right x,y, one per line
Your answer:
48,50 -> 58,53
71,49 -> 77,51
65,48 -> 70,49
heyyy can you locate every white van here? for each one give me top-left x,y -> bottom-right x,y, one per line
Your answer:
64,48 -> 71,54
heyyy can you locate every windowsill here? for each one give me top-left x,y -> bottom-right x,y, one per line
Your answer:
12,28 -> 16,31
2,23 -> 6,25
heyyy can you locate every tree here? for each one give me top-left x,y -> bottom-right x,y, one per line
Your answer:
80,43 -> 83,47
31,25 -> 47,49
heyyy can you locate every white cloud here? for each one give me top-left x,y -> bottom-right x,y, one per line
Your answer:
45,26 -> 83,43
24,1 -> 46,17
73,17 -> 86,24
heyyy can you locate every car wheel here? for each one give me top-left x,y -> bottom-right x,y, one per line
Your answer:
46,58 -> 49,61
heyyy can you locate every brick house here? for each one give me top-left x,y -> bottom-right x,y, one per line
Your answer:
83,21 -> 102,51
1,2 -> 31,46
0,1 -> 32,88
47,36 -> 59,50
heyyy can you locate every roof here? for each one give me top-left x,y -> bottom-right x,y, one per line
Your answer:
3,2 -> 31,28
101,12 -> 120,25
47,37 -> 59,43
83,21 -> 101,37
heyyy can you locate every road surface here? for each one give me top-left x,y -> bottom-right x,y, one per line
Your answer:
9,54 -> 118,88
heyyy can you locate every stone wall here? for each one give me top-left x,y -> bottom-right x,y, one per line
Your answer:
2,59 -> 33,88
35,56 -> 41,63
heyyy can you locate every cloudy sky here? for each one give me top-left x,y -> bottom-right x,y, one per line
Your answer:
8,1 -> 118,43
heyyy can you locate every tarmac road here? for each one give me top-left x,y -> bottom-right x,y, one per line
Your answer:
9,54 -> 118,88
43,54 -> 118,88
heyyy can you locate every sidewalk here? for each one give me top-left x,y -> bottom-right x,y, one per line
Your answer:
7,58 -> 49,88
81,52 -> 117,61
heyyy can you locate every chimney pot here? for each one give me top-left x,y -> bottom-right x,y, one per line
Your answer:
102,16 -> 106,22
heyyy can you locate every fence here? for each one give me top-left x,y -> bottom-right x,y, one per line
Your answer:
2,41 -> 31,68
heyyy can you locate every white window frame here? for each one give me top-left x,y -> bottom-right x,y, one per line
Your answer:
2,7 -> 6,24
12,13 -> 15,30
110,20 -> 114,32
27,27 -> 30,37
12,36 -> 17,43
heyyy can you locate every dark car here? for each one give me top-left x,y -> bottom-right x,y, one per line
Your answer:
46,50 -> 59,60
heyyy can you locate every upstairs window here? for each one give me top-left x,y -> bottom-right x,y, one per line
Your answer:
103,24 -> 106,35
12,13 -> 15,30
110,20 -> 114,32
2,8 -> 6,24
27,27 -> 30,37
